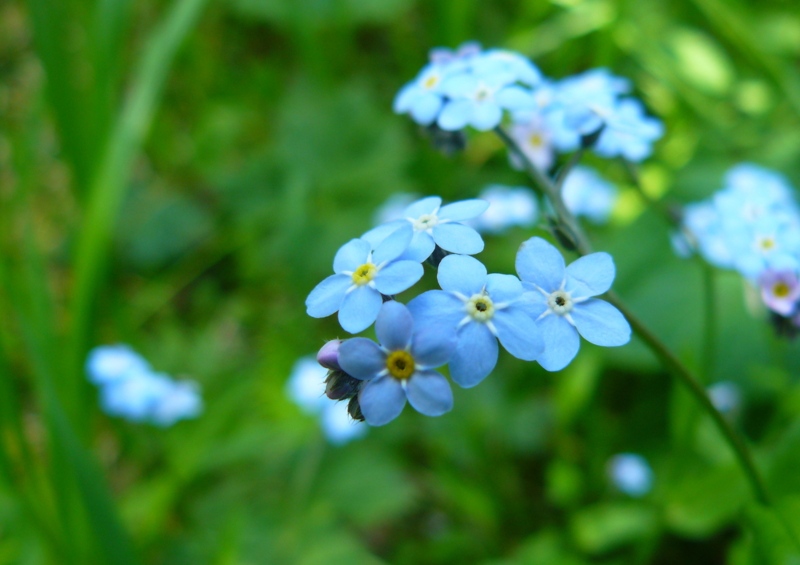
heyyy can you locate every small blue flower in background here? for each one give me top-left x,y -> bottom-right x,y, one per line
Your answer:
86,344 -> 150,385
516,237 -> 631,372
592,98 -> 664,162
557,68 -> 631,136
408,254 -> 544,388
305,224 -> 423,333
470,185 -> 538,234
508,114 -> 556,171
608,453 -> 653,497
372,192 -> 421,226
286,356 -> 367,444
758,270 -> 800,316
561,166 -> 619,224
338,301 -> 456,426
88,345 -> 202,426
707,381 -> 742,415
363,196 -> 489,262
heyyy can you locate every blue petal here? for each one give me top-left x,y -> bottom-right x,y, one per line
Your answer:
407,290 -> 465,328
406,370 -> 453,416
410,92 -> 444,125
338,286 -> 383,333
536,314 -> 580,372
518,290 -> 549,319
361,221 -> 405,250
306,274 -> 351,317
485,273 -> 523,304
565,252 -> 615,298
373,260 -> 423,295
438,199 -> 489,221
438,99 -> 473,131
438,254 -> 486,295
404,196 -> 441,219
449,322 -> 498,388
571,299 -> 631,346
493,307 -> 544,361
495,85 -> 536,110
338,338 -> 386,380
410,324 -> 456,368
441,73 -> 478,98
471,102 -> 503,131
432,223 -> 484,255
403,231 -> 436,262
516,236 -> 566,292
333,239 -> 370,273
359,376 -> 407,426
376,301 -> 413,351
373,223 -> 413,264
393,82 -> 420,113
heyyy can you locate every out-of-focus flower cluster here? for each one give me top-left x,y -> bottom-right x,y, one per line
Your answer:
676,164 -> 800,330
394,42 -> 663,165
86,345 -> 202,426
304,194 -> 631,426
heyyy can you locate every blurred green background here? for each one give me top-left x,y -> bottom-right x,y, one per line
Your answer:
3,0 -> 800,562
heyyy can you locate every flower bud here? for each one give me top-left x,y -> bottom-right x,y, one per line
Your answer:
424,123 -> 467,155
347,395 -> 365,422
316,340 -> 342,371
324,370 -> 361,401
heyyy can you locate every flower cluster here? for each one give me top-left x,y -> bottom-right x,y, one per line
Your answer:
86,345 -> 202,426
607,453 -> 654,497
394,43 -> 663,165
304,195 -> 631,426
677,164 -> 800,328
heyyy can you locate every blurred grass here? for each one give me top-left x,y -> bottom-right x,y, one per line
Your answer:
2,0 -> 800,562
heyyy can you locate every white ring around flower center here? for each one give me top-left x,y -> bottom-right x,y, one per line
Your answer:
466,293 -> 495,322
547,290 -> 574,315
413,213 -> 439,232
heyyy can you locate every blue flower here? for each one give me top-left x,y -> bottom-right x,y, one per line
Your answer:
362,196 -> 489,262
593,98 -> 664,162
470,185 -> 538,234
86,344 -> 150,385
408,255 -> 544,388
306,224 -> 423,333
438,71 -> 536,131
707,381 -> 741,415
608,453 -> 653,497
561,166 -> 618,224
100,371 -> 173,422
337,301 -> 456,426
150,380 -> 203,427
393,62 -> 462,125
516,237 -> 631,371
286,355 -> 367,444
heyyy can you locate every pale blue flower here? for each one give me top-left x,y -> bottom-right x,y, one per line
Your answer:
516,237 -> 631,371
429,41 -> 482,66
758,269 -> 800,316
707,381 -> 741,415
394,62 -> 465,126
470,185 -> 538,234
337,301 -> 456,426
438,71 -> 536,131
608,453 -> 653,497
151,380 -> 203,427
362,196 -> 488,262
86,344 -> 150,385
508,114 -> 556,171
469,49 -> 542,87
286,355 -> 366,444
408,255 -> 544,388
592,98 -> 664,162
561,166 -> 618,224
557,68 -> 631,135
100,371 -> 173,423
372,192 -> 420,226
306,224 -> 423,334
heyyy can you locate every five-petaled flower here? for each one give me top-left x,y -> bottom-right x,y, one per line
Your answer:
338,301 -> 457,426
516,237 -> 631,371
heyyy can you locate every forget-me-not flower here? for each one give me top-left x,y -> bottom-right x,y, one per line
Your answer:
100,371 -> 172,423
592,98 -> 664,162
758,270 -> 800,316
150,380 -> 203,427
363,196 -> 489,262
337,301 -> 456,426
470,185 -> 538,234
561,166 -> 618,224
306,224 -> 423,333
86,344 -> 150,385
707,381 -> 742,415
516,237 -> 631,371
608,453 -> 653,497
408,255 -> 544,388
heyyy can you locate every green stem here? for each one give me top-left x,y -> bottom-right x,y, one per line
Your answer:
495,129 -> 774,508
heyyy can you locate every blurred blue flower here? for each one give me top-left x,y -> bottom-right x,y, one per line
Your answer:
286,355 -> 367,444
508,114 -> 556,171
101,371 -> 172,422
372,192 -> 420,226
305,224 -> 423,334
558,68 -> 630,136
608,453 -> 653,497
151,380 -> 203,427
707,381 -> 742,415
408,255 -> 544,388
86,344 -> 150,385
758,269 -> 800,316
470,185 -> 538,234
561,166 -> 618,224
516,237 -> 631,371
438,71 -> 535,131
338,301 -> 456,426
593,98 -> 664,162
362,196 -> 489,262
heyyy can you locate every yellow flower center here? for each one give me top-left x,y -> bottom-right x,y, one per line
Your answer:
758,236 -> 776,251
528,133 -> 544,147
386,350 -> 415,380
773,282 -> 791,298
466,293 -> 495,322
351,263 -> 377,286
423,74 -> 439,89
